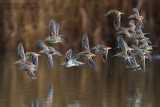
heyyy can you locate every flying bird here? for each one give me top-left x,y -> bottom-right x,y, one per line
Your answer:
36,40 -> 62,67
61,49 -> 84,67
44,19 -> 64,43
19,62 -> 37,79
78,35 -> 96,67
92,44 -> 112,62
104,10 -> 124,30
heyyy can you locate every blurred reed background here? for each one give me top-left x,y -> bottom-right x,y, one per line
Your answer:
0,0 -> 160,53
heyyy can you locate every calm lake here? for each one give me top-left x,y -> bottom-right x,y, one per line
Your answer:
0,52 -> 160,107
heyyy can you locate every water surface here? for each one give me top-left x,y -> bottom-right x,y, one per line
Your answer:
0,52 -> 160,107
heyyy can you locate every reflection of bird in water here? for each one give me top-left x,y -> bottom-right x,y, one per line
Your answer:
67,102 -> 82,107
77,35 -> 96,67
30,85 -> 54,107
104,10 -> 124,30
92,44 -> 112,62
61,49 -> 84,67
32,99 -> 39,107
42,85 -> 54,107
128,88 -> 142,107
44,19 -> 64,43
36,40 -> 62,67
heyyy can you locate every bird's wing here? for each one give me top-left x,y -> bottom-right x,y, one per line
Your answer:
46,54 -> 53,67
102,49 -> 109,62
56,23 -> 60,36
18,42 -> 25,60
82,35 -> 90,52
122,57 -> 132,68
114,14 -> 121,30
131,44 -> 143,53
140,39 -> 149,46
132,8 -> 140,15
36,40 -> 49,51
137,19 -> 144,28
49,19 -> 55,38
72,54 -> 80,61
32,55 -> 38,66
139,55 -> 145,73
104,10 -> 115,16
117,36 -> 128,53
85,56 -> 95,67
65,49 -> 72,62
127,50 -> 138,66
27,71 -> 37,79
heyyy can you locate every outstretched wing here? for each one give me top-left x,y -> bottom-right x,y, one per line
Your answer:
36,40 -> 49,51
18,42 -> 25,60
117,36 -> 128,53
102,49 -> 109,62
114,14 -> 121,30
49,19 -> 56,38
85,56 -> 95,67
127,50 -> 138,66
32,55 -> 38,66
27,72 -> 37,79
56,23 -> 60,36
104,10 -> 115,16
131,44 -> 143,54
65,49 -> 72,62
46,54 -> 53,67
132,8 -> 140,15
139,55 -> 145,73
82,35 -> 90,52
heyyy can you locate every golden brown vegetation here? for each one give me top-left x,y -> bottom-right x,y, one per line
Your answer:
0,0 -> 160,52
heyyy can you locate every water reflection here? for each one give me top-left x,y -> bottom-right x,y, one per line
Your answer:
31,100 -> 39,107
127,88 -> 142,107
67,102 -> 82,107
0,52 -> 160,107
30,85 -> 53,107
